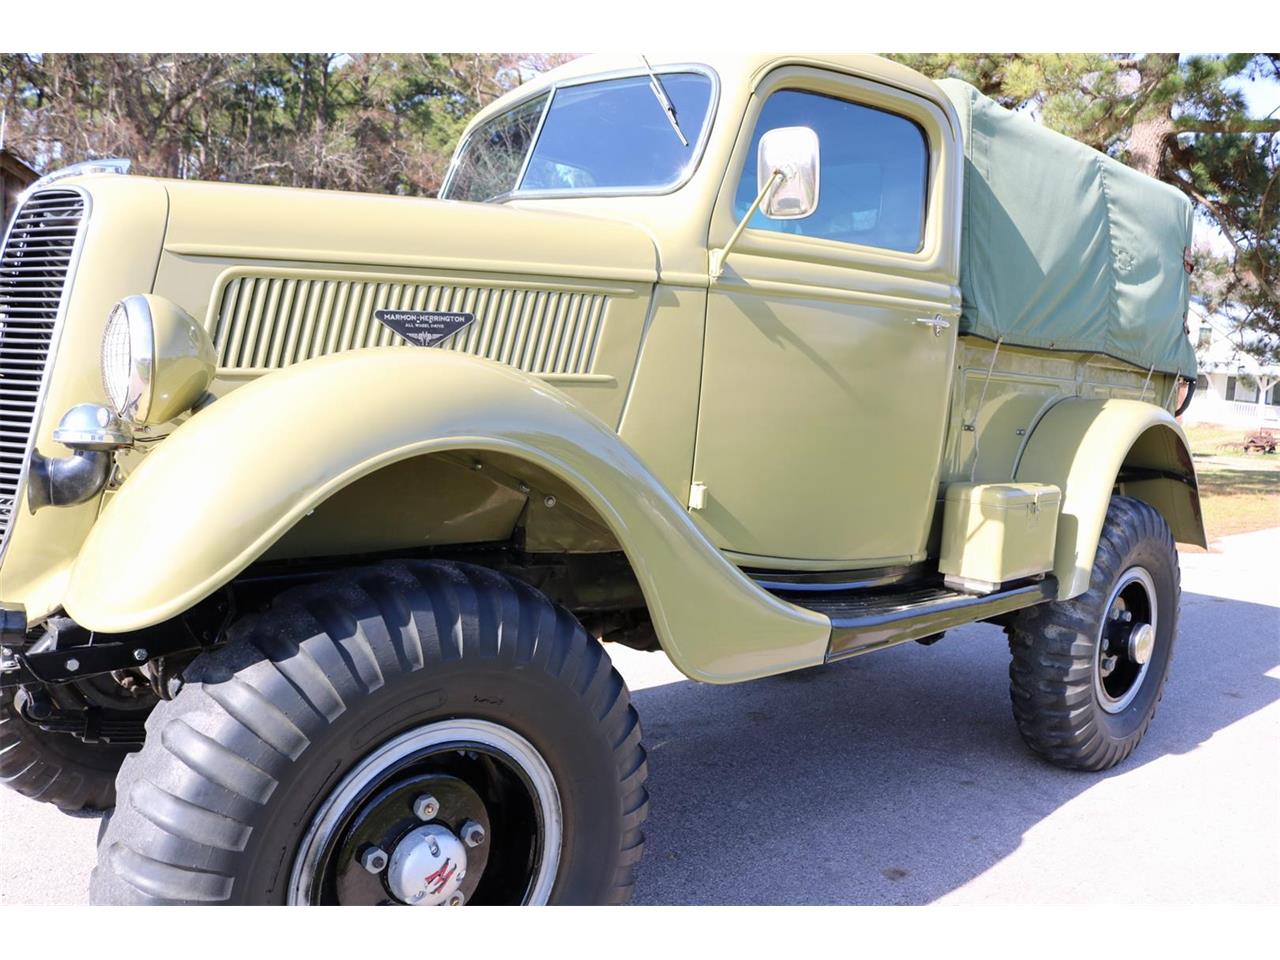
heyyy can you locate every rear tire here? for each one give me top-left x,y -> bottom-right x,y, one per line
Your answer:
90,561 -> 648,905
1007,496 -> 1179,771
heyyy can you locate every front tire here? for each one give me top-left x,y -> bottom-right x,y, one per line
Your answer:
1007,496 -> 1180,771
90,561 -> 648,905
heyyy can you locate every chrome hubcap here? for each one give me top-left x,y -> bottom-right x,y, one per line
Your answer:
386,824 -> 469,906
1127,621 -> 1155,666
1094,566 -> 1158,714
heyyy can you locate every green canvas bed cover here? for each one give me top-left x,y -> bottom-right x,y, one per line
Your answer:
937,79 -> 1198,378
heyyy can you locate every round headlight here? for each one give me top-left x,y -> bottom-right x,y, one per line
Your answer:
100,301 -> 139,415
100,295 -> 216,425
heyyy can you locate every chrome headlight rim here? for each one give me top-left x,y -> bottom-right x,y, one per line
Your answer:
101,295 -> 156,423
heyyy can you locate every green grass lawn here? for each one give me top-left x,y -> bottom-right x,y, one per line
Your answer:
1181,423 -> 1280,545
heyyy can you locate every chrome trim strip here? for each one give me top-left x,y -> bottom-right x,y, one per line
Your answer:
0,185 -> 92,565
509,91 -> 554,197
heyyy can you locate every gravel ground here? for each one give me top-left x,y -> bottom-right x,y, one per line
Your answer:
2,528 -> 1277,905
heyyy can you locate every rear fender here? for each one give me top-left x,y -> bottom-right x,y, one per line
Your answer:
1014,397 -> 1205,599
65,349 -> 828,683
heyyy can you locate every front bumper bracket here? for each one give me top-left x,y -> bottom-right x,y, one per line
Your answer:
1,613 -> 208,690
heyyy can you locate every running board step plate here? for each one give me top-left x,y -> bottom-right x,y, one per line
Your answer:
770,577 -> 1057,661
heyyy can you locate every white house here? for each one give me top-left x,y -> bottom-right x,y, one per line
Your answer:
1182,301 -> 1280,428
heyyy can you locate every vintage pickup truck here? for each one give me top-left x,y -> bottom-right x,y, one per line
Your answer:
0,53 -> 1202,905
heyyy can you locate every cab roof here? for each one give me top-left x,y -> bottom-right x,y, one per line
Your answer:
464,53 -> 951,135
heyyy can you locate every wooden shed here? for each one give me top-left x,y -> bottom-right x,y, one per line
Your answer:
1,148 -> 39,227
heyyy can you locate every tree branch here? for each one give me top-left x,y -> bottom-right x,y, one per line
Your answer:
1176,118 -> 1280,134
1176,175 -> 1251,264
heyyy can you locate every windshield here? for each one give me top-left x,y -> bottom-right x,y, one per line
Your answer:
443,71 -> 714,202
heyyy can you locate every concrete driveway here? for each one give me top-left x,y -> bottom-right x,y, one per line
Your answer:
2,528 -> 1277,905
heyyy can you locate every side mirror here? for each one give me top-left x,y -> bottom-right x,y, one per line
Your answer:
710,125 -> 822,279
757,126 -> 820,220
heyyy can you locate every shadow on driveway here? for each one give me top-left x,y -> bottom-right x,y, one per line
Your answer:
628,590 -> 1280,904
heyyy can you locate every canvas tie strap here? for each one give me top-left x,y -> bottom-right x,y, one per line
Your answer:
968,338 -> 1004,483
1140,364 -> 1156,402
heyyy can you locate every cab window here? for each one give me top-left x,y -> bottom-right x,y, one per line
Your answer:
735,89 -> 929,253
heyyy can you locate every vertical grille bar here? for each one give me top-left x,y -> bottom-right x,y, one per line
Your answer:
0,188 -> 87,548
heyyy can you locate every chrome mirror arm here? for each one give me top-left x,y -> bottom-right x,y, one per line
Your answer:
710,169 -> 783,281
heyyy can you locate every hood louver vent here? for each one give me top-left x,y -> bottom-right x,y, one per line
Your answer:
213,276 -> 609,375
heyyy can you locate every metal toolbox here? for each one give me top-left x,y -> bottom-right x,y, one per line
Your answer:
939,482 -> 1062,593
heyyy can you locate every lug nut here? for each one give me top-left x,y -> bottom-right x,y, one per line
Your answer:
460,820 -> 486,848
413,794 -> 440,821
447,892 -> 465,906
132,648 -> 148,662
359,845 -> 388,874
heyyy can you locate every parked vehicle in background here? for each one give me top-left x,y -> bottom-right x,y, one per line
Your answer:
1242,429 -> 1277,453
0,53 -> 1203,905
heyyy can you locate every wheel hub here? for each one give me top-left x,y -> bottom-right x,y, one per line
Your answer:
1094,566 -> 1158,714
1127,621 -> 1155,665
386,824 -> 469,906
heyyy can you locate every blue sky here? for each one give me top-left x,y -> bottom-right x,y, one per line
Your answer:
1185,54 -> 1280,118
1226,73 -> 1279,118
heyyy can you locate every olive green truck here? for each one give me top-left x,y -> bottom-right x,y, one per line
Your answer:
0,54 -> 1203,905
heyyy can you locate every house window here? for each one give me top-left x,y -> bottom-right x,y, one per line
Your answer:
1268,382 -> 1280,406
1197,327 -> 1212,349
1196,374 -> 1209,391
1226,376 -> 1236,401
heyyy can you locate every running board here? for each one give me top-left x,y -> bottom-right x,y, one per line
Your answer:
769,577 -> 1057,662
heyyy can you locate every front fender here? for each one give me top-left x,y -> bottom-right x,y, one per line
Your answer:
1014,397 -> 1205,600
66,349 -> 828,683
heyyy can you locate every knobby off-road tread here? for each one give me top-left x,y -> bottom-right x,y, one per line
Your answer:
90,561 -> 648,905
1007,496 -> 1179,772
0,687 -> 134,812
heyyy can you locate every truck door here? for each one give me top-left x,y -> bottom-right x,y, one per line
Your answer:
692,67 -> 963,567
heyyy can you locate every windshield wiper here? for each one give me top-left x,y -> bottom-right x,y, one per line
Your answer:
641,55 -> 689,147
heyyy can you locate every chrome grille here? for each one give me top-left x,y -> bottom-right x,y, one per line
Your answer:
0,189 -> 86,545
213,275 -> 609,375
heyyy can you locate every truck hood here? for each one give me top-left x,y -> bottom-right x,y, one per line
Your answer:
157,177 -> 659,285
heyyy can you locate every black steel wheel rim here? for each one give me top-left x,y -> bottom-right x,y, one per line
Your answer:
1094,566 -> 1158,714
287,719 -> 562,905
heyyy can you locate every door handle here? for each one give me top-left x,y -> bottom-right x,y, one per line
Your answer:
909,314 -> 952,336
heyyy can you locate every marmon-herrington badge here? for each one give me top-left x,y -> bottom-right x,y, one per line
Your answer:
375,309 -> 476,347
